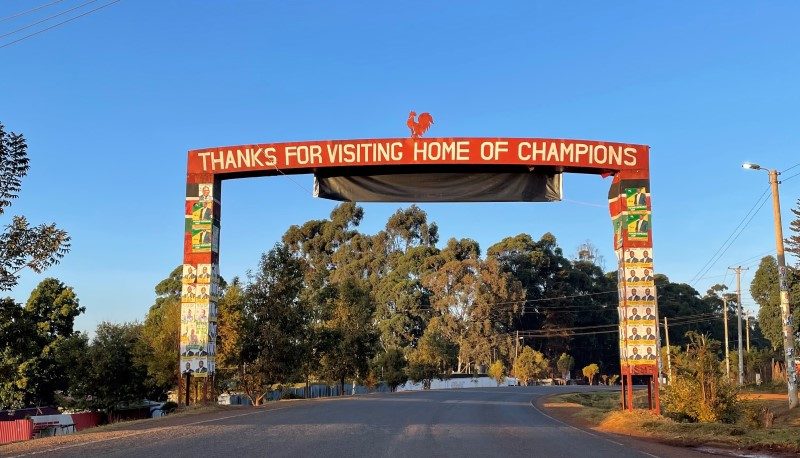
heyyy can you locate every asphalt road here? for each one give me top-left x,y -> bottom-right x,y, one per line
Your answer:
3,386 -> 716,458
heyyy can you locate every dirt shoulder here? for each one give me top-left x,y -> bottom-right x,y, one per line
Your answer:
537,390 -> 800,456
0,396 -> 356,456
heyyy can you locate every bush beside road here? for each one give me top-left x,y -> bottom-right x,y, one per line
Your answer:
540,389 -> 800,455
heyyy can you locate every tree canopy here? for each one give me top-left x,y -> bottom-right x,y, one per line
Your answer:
0,122 -> 70,291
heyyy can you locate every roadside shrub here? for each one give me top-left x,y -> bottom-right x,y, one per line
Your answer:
161,401 -> 178,414
662,332 -> 739,423
488,361 -> 506,386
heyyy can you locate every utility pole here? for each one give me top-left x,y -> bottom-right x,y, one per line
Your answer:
723,296 -> 730,378
745,310 -> 751,352
768,168 -> 799,408
743,162 -> 798,408
514,331 -> 520,378
729,266 -> 748,386
664,317 -> 672,384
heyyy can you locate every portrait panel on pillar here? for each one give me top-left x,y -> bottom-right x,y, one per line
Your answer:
182,264 -> 197,284
623,248 -> 654,266
628,344 -> 658,364
192,228 -> 212,252
627,323 -> 658,343
194,303 -> 211,323
181,303 -> 196,323
625,186 -> 649,212
181,283 -> 197,303
194,283 -> 212,303
198,183 -> 214,202
180,356 -> 194,375
196,264 -> 212,283
625,267 -> 656,286
626,213 -> 651,241
193,357 -> 211,377
624,307 -> 658,330
192,199 -> 213,227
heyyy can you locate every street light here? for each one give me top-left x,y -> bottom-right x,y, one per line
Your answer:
743,162 -> 798,408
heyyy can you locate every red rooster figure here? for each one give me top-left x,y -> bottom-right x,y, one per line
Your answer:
407,111 -> 434,138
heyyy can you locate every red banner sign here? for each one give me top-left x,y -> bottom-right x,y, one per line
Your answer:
187,138 -> 649,176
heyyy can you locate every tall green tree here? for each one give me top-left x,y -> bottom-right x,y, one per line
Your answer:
750,256 -> 800,352
81,322 -> 149,411
487,233 -> 578,360
241,243 -> 307,404
556,353 -> 574,380
424,238 -> 523,373
371,348 -> 408,391
371,207 -> 439,352
407,317 -> 457,388
216,277 -> 245,392
0,278 -> 84,409
318,278 -> 377,394
139,266 -> 182,400
0,122 -> 70,291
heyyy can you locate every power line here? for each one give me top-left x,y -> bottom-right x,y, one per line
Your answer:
0,0 -> 66,23
688,185 -> 769,285
0,0 -> 121,50
0,0 -> 100,40
690,187 -> 770,287
561,198 -> 606,208
516,312 -> 719,335
732,249 -> 776,267
783,170 -> 800,183
272,165 -> 312,194
518,315 -> 720,338
781,162 -> 800,174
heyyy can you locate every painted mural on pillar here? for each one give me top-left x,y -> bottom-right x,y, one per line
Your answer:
180,182 -> 220,378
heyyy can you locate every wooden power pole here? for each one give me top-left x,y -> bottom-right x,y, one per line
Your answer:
723,296 -> 730,378
745,310 -> 751,352
663,317 -> 672,384
729,266 -> 748,385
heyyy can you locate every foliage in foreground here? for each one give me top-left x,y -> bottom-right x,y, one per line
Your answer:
555,390 -> 800,454
662,332 -> 739,423
0,122 -> 70,291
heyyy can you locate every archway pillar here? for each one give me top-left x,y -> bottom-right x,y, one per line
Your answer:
178,173 -> 220,404
609,170 -> 661,412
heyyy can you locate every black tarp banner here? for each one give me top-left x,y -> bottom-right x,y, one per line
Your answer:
314,169 -> 562,202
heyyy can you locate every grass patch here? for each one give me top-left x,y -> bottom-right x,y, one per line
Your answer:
547,390 -> 800,454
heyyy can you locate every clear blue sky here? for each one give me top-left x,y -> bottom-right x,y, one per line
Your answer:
3,1 -> 800,334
